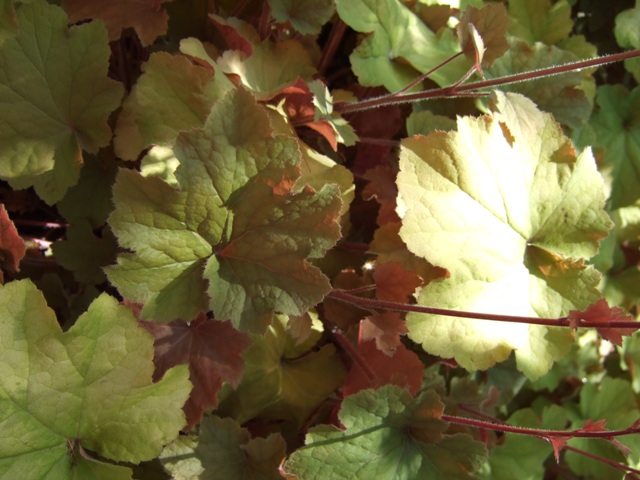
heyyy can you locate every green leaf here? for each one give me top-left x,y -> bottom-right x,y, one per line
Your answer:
161,416 -> 286,480
589,85 -> 640,209
114,51 -> 231,161
566,378 -> 640,478
268,0 -> 335,35
483,405 -> 566,480
0,0 -> 123,203
484,40 -> 593,129
107,88 -> 343,331
508,0 -> 573,45
308,80 -> 358,147
0,279 -> 191,478
216,315 -> 346,425
283,385 -> 487,479
397,91 -> 611,379
334,0 -> 468,92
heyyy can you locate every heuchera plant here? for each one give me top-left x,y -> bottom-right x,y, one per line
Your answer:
2,0 -> 640,478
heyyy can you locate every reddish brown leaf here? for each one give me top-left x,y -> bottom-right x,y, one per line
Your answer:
140,314 -> 251,428
548,436 -> 568,462
0,204 -> 25,282
209,14 -> 254,57
373,261 -> 422,302
362,165 -> 400,225
568,299 -> 636,346
343,339 -> 423,396
360,312 -> 408,356
62,0 -> 174,46
271,78 -> 338,149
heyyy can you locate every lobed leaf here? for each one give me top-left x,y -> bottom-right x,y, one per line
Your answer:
0,279 -> 191,478
397,91 -> 612,379
0,0 -> 123,203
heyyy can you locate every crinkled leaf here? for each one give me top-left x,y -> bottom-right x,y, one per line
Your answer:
284,385 -> 487,479
161,416 -> 286,480
114,52 -> 231,160
140,315 -> 251,428
457,3 -> 509,68
0,204 -> 25,280
108,88 -> 343,331
52,221 -> 117,284
566,378 -> 640,478
62,0 -> 174,46
485,40 -> 593,129
589,85 -> 640,209
0,0 -> 123,203
216,315 -> 346,425
398,91 -> 611,379
508,0 -> 573,45
268,0 -> 335,35
334,0 -> 468,92
0,279 -> 191,478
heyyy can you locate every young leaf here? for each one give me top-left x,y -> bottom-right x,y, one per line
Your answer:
334,0 -> 468,92
161,415 -> 286,480
308,80 -> 358,148
283,385 -> 487,479
108,88 -> 343,331
0,204 -> 25,282
457,3 -> 509,69
568,299 -> 636,346
62,0 -> 174,46
140,315 -> 251,428
0,0 -> 123,203
397,91 -> 612,379
0,279 -> 191,478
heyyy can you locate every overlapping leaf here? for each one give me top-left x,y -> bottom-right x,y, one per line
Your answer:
107,87 -> 343,331
334,0 -> 468,92
283,385 -> 487,479
216,315 -> 346,425
0,0 -> 123,203
397,91 -> 611,379
62,0 -> 174,46
268,0 -> 335,35
161,416 -> 286,480
0,204 -> 25,282
0,279 -> 191,478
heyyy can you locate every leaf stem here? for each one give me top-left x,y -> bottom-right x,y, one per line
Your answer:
318,19 -> 347,75
294,48 -> 640,126
327,290 -> 640,330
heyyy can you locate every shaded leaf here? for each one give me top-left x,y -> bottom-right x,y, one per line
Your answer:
0,279 -> 191,477
216,315 -> 346,425
0,204 -> 25,280
62,0 -> 174,46
268,0 -> 335,35
343,339 -> 423,395
0,0 -> 123,203
161,416 -> 286,480
398,91 -> 611,379
360,312 -> 408,356
284,386 -> 487,479
508,0 -> 573,45
308,80 -> 358,149
140,315 -> 251,428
